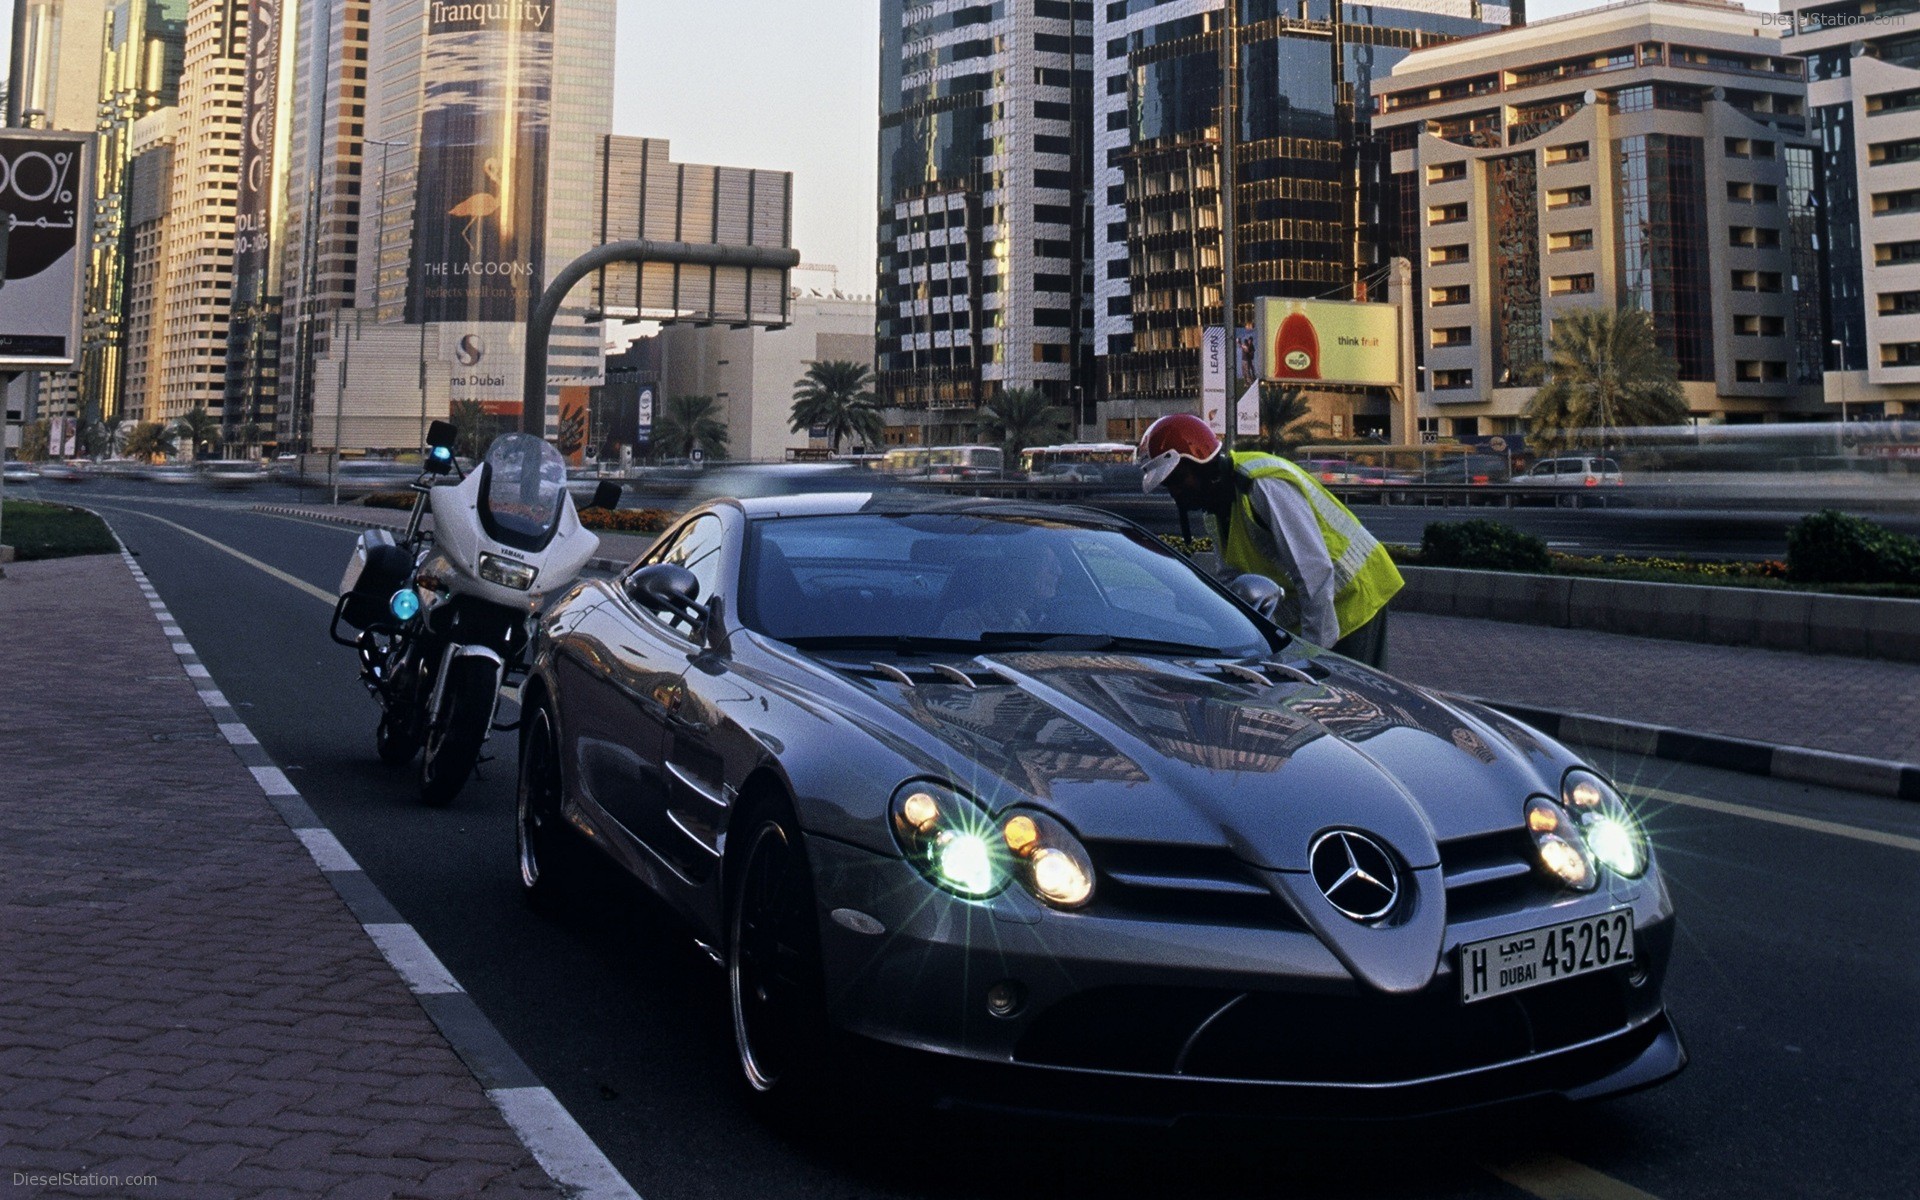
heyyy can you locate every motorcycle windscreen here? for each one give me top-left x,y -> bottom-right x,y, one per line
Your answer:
479,434 -> 569,551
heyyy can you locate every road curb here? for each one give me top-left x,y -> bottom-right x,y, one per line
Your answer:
1468,695 -> 1920,802
250,502 -> 633,573
102,524 -> 641,1200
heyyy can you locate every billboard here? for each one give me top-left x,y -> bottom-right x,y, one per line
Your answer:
443,322 -> 524,416
408,1 -> 554,325
0,131 -> 93,366
1255,298 -> 1401,388
1201,326 -> 1227,434
231,0 -> 283,302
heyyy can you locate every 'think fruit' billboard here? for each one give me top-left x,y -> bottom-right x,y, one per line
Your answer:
1254,298 -> 1400,388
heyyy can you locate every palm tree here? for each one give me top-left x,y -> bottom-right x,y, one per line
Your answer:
976,387 -> 1068,460
172,406 -> 222,460
124,422 -> 177,462
1237,384 -> 1330,457
1524,307 -> 1687,454
13,419 -> 50,463
789,360 -> 882,454
651,394 -> 730,461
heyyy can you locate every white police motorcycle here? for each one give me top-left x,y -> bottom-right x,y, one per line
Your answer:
331,423 -> 616,806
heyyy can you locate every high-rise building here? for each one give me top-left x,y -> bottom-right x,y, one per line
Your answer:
152,0 -> 250,429
1374,0 -> 1824,434
1092,0 -> 1506,442
1781,0 -> 1920,417
874,0 -> 1097,446
76,0 -> 187,425
8,0 -> 109,131
121,109 -> 177,424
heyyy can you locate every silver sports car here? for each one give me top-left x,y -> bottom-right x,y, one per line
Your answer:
516,493 -> 1683,1117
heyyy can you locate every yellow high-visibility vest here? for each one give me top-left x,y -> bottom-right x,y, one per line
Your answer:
1213,451 -> 1404,640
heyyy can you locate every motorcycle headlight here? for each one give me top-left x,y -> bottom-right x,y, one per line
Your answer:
1525,796 -> 1596,891
479,552 -> 538,591
1563,770 -> 1648,878
389,588 -> 421,621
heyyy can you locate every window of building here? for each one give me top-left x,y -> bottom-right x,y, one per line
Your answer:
1876,240 -> 1920,265
1875,189 -> 1920,216
1735,359 -> 1789,382
1429,243 -> 1469,265
1724,137 -> 1776,159
1879,290 -> 1920,315
1734,314 -> 1786,336
1549,273 -> 1596,295
1731,269 -> 1786,291
1430,284 -> 1471,306
1433,369 -> 1474,390
1545,142 -> 1590,165
1547,186 -> 1591,208
1429,202 -> 1468,225
1431,326 -> 1473,346
1427,162 -> 1467,184
1729,226 -> 1782,247
1548,230 -> 1594,252
1881,342 -> 1920,366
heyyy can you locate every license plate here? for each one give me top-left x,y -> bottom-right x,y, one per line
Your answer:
1459,910 -> 1634,1004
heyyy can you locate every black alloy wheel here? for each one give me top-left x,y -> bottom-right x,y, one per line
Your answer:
419,655 -> 496,807
727,802 -> 829,1099
517,702 -> 569,911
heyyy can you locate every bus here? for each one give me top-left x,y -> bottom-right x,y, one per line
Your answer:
1020,443 -> 1137,481
881,445 -> 1005,479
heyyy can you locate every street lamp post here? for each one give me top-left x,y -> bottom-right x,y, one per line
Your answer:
1829,338 -> 1849,440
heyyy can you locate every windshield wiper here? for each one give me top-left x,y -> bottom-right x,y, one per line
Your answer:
977,632 -> 1228,657
782,634 -> 987,654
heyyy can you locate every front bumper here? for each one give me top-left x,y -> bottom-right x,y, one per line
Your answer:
808,836 -> 1683,1118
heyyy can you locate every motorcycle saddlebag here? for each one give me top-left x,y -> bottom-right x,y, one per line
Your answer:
337,529 -> 414,630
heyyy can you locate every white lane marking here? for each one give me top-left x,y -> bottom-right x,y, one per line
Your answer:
296,828 -> 361,873
163,625 -> 184,637
1627,785 -> 1920,855
249,766 -> 300,796
364,924 -> 466,995
197,688 -> 231,710
184,663 -> 210,679
97,504 -> 337,605
218,722 -> 258,746
1487,1152 -> 1664,1200
172,641 -> 193,654
487,1087 -> 642,1200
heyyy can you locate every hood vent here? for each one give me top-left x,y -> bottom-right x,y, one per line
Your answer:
857,660 -> 1011,689
1212,659 -> 1328,689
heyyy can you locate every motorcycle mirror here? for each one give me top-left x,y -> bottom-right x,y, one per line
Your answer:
426,420 -> 458,451
588,481 -> 622,511
1227,573 -> 1285,621
627,562 -> 702,621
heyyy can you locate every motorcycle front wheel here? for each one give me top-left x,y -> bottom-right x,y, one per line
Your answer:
419,656 -> 497,807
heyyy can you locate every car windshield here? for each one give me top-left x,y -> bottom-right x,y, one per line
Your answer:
740,512 -> 1275,657
481,434 -> 568,542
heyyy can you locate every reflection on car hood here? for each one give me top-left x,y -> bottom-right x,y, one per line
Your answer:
771,644 -> 1572,874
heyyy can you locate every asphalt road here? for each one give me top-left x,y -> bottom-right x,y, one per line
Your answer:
45,491 -> 1920,1198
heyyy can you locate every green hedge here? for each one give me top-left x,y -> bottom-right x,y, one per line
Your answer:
1420,519 -> 1552,573
1,500 -> 118,560
1786,510 -> 1920,585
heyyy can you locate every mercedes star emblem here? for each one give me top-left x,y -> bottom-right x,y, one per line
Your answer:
1309,830 -> 1400,922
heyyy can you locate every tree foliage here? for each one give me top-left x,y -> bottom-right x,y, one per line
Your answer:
1235,384 -> 1330,457
789,360 -> 882,454
124,422 -> 177,462
449,399 -> 505,461
171,405 -> 222,460
1523,307 -> 1688,453
651,394 -> 730,461
975,387 -> 1068,460
13,420 -> 50,463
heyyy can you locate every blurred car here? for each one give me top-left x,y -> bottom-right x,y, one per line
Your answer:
37,462 -> 85,483
3,463 -> 40,484
1422,455 -> 1512,486
1350,465 -> 1417,486
202,460 -> 268,489
684,462 -> 907,504
1514,456 -> 1625,489
1298,458 -> 1364,484
330,460 -> 422,496
518,493 -> 1682,1117
137,464 -> 199,486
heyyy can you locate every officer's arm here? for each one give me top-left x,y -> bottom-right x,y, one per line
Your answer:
1250,479 -> 1341,646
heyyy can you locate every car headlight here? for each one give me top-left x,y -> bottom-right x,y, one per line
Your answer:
1563,770 -> 1648,878
479,552 -> 538,591
889,786 -> 1097,909
1525,796 -> 1596,891
891,784 -> 1008,898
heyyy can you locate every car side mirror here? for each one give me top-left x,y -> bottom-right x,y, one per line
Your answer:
627,563 -> 703,621
588,481 -> 622,511
1228,573 -> 1285,621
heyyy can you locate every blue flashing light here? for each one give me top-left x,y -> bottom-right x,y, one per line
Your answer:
389,588 -> 422,621
431,445 -> 453,461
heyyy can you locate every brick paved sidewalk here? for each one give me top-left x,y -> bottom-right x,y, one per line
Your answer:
1392,611 -> 1920,766
0,556 -> 556,1199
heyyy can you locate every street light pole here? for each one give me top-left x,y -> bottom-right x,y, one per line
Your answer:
1218,0 -> 1241,438
1829,337 -> 1848,439
331,315 -> 351,507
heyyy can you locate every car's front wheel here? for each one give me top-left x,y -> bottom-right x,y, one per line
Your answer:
516,700 -> 571,912
727,797 -> 830,1103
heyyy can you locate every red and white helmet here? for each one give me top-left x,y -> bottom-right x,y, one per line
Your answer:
1137,413 -> 1222,493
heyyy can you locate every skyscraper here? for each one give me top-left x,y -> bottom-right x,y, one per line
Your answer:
874,0 -> 1097,446
222,0 -> 297,450
8,0 -> 109,131
1093,0 -> 1505,440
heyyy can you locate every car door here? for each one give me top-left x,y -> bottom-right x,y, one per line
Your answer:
596,514 -> 729,879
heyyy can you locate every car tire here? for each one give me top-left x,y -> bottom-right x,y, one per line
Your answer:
419,655 -> 495,807
516,699 -> 572,913
375,714 -> 420,765
726,795 -> 834,1111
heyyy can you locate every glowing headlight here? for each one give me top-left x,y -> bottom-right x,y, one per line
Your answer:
890,785 -> 1008,898
1525,796 -> 1595,891
1001,810 -> 1095,909
1562,770 -> 1648,878
889,787 -> 1096,907
389,588 -> 421,621
479,552 -> 538,591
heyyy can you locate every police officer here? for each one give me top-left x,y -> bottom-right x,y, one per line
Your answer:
1138,412 -> 1403,667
